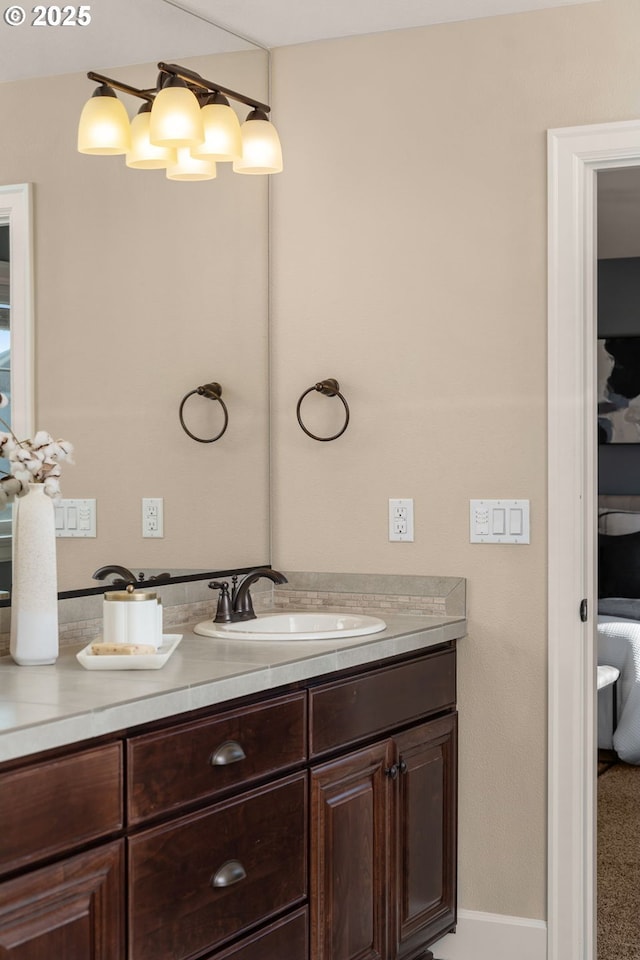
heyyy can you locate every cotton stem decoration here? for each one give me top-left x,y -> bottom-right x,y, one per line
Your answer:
0,393 -> 73,509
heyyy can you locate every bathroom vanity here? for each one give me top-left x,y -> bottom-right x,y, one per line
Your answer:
0,613 -> 463,960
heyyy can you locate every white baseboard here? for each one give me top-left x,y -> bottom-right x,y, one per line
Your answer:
432,909 -> 547,960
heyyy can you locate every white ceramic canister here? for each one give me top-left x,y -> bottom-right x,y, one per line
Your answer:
103,585 -> 161,649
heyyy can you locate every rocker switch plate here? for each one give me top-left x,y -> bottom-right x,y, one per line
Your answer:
470,499 -> 530,544
54,499 -> 96,538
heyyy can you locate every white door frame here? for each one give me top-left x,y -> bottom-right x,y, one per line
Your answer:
548,120 -> 640,960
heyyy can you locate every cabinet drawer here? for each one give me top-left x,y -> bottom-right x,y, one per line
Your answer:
0,742 -> 123,876
310,648 -> 455,757
127,692 -> 306,824
128,772 -> 307,960
212,908 -> 308,960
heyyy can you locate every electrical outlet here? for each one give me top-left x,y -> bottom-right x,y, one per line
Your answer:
389,498 -> 414,542
142,498 -> 164,538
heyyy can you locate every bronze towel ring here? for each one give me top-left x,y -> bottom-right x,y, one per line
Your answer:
296,378 -> 350,442
179,382 -> 229,443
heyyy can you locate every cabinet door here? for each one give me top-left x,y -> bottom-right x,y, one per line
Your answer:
310,739 -> 394,960
394,714 -> 457,958
0,840 -> 124,960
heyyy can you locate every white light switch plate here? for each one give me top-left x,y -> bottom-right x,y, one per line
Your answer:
470,499 -> 530,544
54,499 -> 96,538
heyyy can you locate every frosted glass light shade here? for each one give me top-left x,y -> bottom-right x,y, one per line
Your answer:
233,114 -> 283,175
191,101 -> 242,161
126,108 -> 175,169
149,85 -> 204,148
77,87 -> 131,155
166,147 -> 216,181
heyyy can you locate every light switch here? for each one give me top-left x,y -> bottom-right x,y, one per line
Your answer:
492,507 -> 506,536
470,499 -> 530,544
509,507 -> 523,536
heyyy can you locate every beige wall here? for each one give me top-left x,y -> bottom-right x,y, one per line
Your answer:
0,51 -> 270,591
270,0 -> 640,920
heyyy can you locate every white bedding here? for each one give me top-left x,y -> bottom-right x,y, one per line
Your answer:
598,615 -> 640,762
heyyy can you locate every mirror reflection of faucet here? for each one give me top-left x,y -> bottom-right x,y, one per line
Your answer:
92,564 -> 138,586
92,565 -> 171,586
208,568 -> 288,623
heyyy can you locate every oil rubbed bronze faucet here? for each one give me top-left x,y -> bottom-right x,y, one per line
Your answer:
92,564 -> 139,585
208,567 -> 288,623
92,566 -> 171,586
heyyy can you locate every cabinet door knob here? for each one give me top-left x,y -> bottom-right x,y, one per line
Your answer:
211,859 -> 247,888
385,763 -> 399,780
399,759 -> 408,775
210,740 -> 247,766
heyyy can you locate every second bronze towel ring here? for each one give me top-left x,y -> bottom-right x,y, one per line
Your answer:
296,378 -> 350,441
179,382 -> 229,443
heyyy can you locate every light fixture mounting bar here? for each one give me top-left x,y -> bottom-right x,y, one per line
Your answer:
157,62 -> 271,114
87,71 -> 154,103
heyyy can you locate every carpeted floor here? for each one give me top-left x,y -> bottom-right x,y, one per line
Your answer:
598,761 -> 640,959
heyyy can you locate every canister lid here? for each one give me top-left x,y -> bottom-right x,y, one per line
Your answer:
104,583 -> 158,602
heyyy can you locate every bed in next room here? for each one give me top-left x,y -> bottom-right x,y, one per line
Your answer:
598,495 -> 640,763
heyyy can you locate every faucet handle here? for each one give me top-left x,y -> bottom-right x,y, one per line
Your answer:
209,581 -> 233,624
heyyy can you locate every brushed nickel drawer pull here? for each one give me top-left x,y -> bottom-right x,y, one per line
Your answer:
211,859 -> 247,888
210,740 -> 247,766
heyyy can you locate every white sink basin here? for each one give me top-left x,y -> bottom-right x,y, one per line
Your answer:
194,612 -> 387,641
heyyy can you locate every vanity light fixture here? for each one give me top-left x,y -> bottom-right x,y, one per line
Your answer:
77,62 -> 283,178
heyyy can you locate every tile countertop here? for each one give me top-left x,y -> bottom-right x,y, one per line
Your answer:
0,612 -> 466,764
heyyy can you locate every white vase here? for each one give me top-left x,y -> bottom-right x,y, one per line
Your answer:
10,483 -> 59,665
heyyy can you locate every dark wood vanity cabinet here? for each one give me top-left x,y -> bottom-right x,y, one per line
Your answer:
310,715 -> 457,960
309,650 -> 457,960
0,643 -> 457,960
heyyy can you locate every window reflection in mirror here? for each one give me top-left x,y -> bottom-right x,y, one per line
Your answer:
0,229 -> 9,587
0,184 -> 34,599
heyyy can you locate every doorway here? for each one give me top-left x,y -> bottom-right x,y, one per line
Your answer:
547,119 -> 640,960
594,166 -> 640,959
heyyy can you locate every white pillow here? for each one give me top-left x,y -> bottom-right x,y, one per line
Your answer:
599,509 -> 640,536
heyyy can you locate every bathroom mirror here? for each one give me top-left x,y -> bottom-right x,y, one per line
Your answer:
0,6 -> 271,594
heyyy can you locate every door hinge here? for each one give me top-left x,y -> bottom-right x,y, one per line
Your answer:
580,598 -> 588,622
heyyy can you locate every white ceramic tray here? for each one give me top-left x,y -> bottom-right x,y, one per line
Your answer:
76,634 -> 182,670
